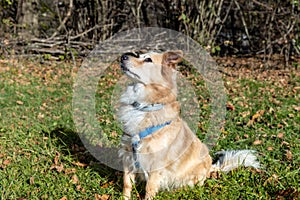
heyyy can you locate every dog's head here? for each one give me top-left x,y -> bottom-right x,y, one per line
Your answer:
120,50 -> 183,88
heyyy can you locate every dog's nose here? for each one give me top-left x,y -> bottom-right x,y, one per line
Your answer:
121,54 -> 129,62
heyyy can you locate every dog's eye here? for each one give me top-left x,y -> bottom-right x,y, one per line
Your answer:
144,58 -> 152,63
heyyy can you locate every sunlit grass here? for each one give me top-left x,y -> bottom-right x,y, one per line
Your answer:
0,59 -> 299,199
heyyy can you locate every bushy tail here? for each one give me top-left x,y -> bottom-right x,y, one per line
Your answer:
210,150 -> 260,173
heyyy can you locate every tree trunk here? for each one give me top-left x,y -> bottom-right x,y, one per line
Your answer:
18,0 -> 39,38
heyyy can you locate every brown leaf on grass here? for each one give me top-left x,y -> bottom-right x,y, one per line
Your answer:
267,146 -> 274,151
0,153 -> 6,158
95,194 -> 110,200
263,174 -> 279,187
276,187 -> 299,200
3,159 -> 11,165
247,119 -> 254,126
46,87 -> 55,92
210,171 -> 220,179
71,175 -> 79,184
247,110 -> 265,126
100,181 -> 114,189
60,197 -> 67,200
50,163 -> 64,173
76,185 -> 81,191
72,161 -> 89,167
240,111 -> 250,118
293,86 -> 300,90
37,113 -> 44,119
29,177 -> 35,185
281,141 -> 290,147
226,102 -> 235,111
54,152 -> 60,165
50,152 -> 64,172
64,168 -> 76,174
253,140 -> 263,145
101,183 -> 109,189
292,105 -> 300,112
16,100 -> 24,105
277,133 -> 284,139
252,110 -> 265,120
277,124 -> 284,128
286,150 -> 293,160
111,131 -> 118,137
1,159 -> 11,168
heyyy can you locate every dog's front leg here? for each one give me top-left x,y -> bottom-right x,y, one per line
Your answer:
145,172 -> 161,199
123,168 -> 135,200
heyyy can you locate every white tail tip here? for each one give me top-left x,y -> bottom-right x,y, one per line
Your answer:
211,150 -> 260,173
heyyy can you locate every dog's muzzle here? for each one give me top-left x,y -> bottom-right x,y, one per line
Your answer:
120,53 -> 142,81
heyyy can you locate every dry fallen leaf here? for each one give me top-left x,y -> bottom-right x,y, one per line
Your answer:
3,159 -> 11,165
111,131 -> 118,137
241,111 -> 250,118
50,164 -> 64,173
95,194 -> 110,200
54,152 -> 60,165
30,177 -> 35,185
226,102 -> 235,111
267,146 -> 274,151
277,133 -> 284,139
37,113 -> 44,119
71,175 -> 79,184
46,87 -> 55,92
65,168 -> 76,174
247,110 -> 265,126
72,161 -> 88,167
281,141 -> 290,147
101,183 -> 109,189
101,181 -> 114,189
253,140 -> 263,145
263,173 -> 278,186
286,150 -> 293,160
60,196 -> 67,200
76,185 -> 82,191
292,105 -> 300,111
16,100 -> 24,105
210,171 -> 220,179
50,153 -> 64,172
252,110 -> 265,120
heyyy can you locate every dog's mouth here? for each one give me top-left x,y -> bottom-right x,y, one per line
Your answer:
120,63 -> 142,81
120,63 -> 129,72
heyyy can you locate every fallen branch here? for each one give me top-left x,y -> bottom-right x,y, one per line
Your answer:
28,48 -> 65,55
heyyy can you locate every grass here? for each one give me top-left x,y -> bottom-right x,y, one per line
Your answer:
0,58 -> 299,199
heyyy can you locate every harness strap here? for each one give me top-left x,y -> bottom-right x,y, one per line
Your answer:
132,121 -> 172,169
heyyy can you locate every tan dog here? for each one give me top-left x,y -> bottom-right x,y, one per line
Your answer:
118,50 -> 260,199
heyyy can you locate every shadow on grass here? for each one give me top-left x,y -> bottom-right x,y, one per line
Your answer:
47,127 -> 123,191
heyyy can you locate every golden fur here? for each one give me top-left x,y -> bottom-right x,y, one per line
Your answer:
118,50 -> 260,199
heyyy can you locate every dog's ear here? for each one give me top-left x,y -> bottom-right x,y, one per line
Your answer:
162,50 -> 183,68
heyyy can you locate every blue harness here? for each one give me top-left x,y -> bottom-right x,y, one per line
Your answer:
129,101 -> 172,169
132,121 -> 172,169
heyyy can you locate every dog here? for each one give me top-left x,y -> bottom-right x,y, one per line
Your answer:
117,50 -> 260,199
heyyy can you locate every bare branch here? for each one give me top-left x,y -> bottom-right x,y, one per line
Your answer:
49,0 -> 74,39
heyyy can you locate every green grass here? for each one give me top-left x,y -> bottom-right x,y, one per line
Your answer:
0,59 -> 299,199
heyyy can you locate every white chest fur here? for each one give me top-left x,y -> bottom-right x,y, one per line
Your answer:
118,83 -> 147,135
